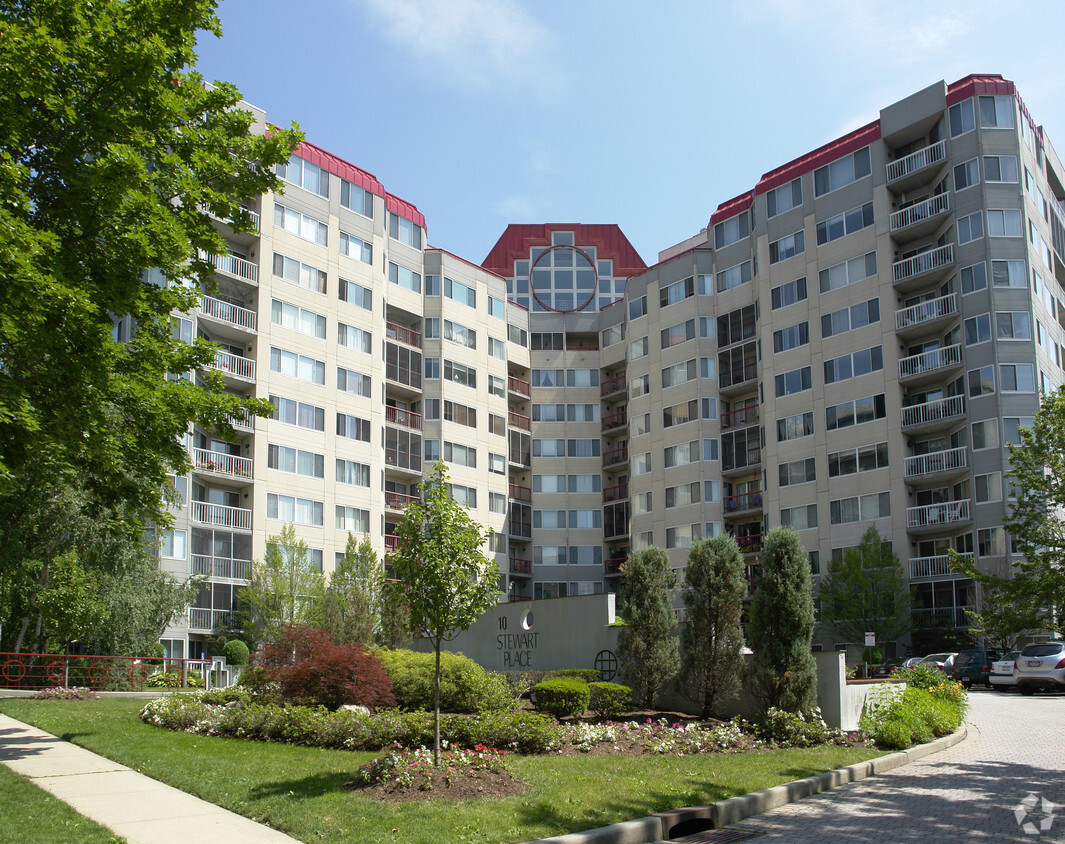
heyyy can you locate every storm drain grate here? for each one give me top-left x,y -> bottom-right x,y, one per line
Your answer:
669,828 -> 761,843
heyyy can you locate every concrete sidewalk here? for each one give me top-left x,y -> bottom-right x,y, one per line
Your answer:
0,713 -> 300,844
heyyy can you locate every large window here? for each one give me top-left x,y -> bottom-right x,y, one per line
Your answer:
984,155 -> 1019,183
987,209 -> 1023,237
777,411 -> 813,442
339,231 -> 372,264
826,393 -> 886,430
823,346 -> 883,384
660,276 -> 695,308
338,278 -> 372,310
340,179 -> 373,216
714,212 -> 750,248
766,178 -> 802,217
336,412 -> 371,442
270,395 -> 324,431
336,459 -> 370,487
276,155 -> 328,196
954,159 -> 979,191
268,444 -> 324,478
822,298 -> 879,338
269,347 -> 325,385
445,277 -> 477,308
337,367 -> 371,397
949,99 -> 975,136
661,319 -> 696,349
337,322 -> 372,354
979,95 -> 1014,128
775,366 -> 812,397
388,212 -> 423,248
388,262 -> 421,293
443,359 -> 476,389
335,506 -> 370,532
771,277 -> 807,309
716,260 -> 752,293
443,319 -> 477,350
769,230 -> 805,263
271,299 -> 326,339
814,147 -> 871,196
268,493 -> 324,526
819,252 -> 877,293
273,253 -> 326,294
773,321 -> 809,353
957,212 -> 984,244
274,203 -> 327,245
830,492 -> 890,524
816,202 -> 873,245
828,442 -> 888,477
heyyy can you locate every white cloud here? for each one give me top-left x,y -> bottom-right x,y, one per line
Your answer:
494,193 -> 540,220
356,0 -> 556,94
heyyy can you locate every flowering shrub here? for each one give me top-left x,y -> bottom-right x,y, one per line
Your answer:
559,717 -> 752,754
32,686 -> 99,701
352,744 -> 508,791
860,672 -> 967,750
744,708 -> 839,748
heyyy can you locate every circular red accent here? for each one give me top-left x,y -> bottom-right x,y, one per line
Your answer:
2,659 -> 27,683
528,245 -> 600,313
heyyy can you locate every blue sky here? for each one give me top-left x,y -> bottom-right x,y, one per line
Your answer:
196,0 -> 1065,266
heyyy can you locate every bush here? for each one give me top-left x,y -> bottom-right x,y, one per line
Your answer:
534,678 -> 590,719
587,682 -> 633,718
860,683 -> 966,749
549,668 -> 601,683
378,649 -> 514,713
247,624 -> 394,711
222,639 -> 250,666
145,669 -> 203,688
200,687 -> 251,706
32,686 -> 99,701
898,663 -> 951,691
747,707 -> 835,748
862,646 -> 884,664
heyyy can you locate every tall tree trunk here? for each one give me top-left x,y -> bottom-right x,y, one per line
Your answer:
13,616 -> 30,653
434,642 -> 441,767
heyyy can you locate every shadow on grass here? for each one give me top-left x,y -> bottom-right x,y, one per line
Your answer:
247,771 -> 354,802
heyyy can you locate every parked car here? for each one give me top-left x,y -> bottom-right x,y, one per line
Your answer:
871,658 -> 907,678
952,648 -> 1007,689
919,652 -> 957,674
990,651 -> 1021,691
1014,642 -> 1065,695
902,657 -> 924,669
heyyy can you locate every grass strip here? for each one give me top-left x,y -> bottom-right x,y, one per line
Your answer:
0,698 -> 884,844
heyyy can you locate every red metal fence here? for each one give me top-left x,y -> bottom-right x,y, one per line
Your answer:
0,652 -> 217,691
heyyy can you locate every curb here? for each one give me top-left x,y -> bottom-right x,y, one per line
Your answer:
524,725 -> 968,844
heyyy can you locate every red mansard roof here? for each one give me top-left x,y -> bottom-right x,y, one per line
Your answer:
946,74 -> 1014,106
481,224 -> 647,277
709,191 -> 754,226
755,120 -> 881,196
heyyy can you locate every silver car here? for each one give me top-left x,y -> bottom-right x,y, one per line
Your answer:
990,651 -> 1020,691
919,652 -> 957,674
1015,642 -> 1065,695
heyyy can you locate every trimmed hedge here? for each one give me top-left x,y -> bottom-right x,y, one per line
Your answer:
534,678 -> 590,719
549,668 -> 602,683
587,682 -> 633,718
222,639 -> 250,666
378,649 -> 515,713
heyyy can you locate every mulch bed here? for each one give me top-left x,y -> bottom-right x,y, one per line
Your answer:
346,766 -> 529,802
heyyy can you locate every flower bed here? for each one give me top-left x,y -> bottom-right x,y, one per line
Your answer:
31,686 -> 100,701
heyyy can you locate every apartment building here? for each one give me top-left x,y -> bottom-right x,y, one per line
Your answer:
158,74 -> 1065,657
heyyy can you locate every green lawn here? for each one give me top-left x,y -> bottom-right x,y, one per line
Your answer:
0,698 -> 884,844
0,758 -> 122,843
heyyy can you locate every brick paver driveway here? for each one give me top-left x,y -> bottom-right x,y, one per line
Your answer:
733,689 -> 1065,842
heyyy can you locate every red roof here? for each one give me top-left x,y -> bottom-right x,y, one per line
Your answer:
756,120 -> 881,195
946,74 -> 1014,106
481,224 -> 647,277
426,247 -> 507,280
709,191 -> 754,226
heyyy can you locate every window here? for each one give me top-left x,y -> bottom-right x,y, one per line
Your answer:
828,442 -> 888,477
444,277 -> 476,308
443,400 -> 477,428
531,368 -> 563,387
997,312 -> 1031,340
443,319 -> 476,349
665,482 -> 700,508
961,262 -> 987,294
336,459 -> 370,487
443,359 -> 476,388
337,322 -> 372,354
424,357 -> 440,380
388,212 -> 423,248
766,178 -> 802,217
567,404 -> 599,422
664,440 -> 699,469
972,419 -> 999,450
270,395 -> 325,431
985,155 -> 1019,183
661,319 -> 696,349
773,321 -> 809,352
662,359 -> 697,389
268,444 -> 324,478
663,399 -> 698,428
338,278 -> 372,310
781,504 -> 818,530
660,276 -> 695,308
267,493 -> 324,526
819,252 -> 876,293
488,296 -> 505,319
714,212 -> 750,248
533,474 -> 565,493
633,452 -> 652,475
968,365 -> 995,397
339,231 -> 372,264
270,347 -> 325,385
630,373 -> 650,398
340,178 -> 373,216
779,457 -> 816,487
488,337 -> 506,360
533,438 -> 565,458
992,259 -> 1026,288
568,509 -> 602,529
826,393 -> 887,430
488,414 -> 505,436
534,510 -> 566,529
777,411 -> 814,442
489,492 -> 506,514
568,474 -> 601,493
814,147 -> 871,196
964,313 -> 991,345
953,158 -> 979,190
700,357 -> 717,380
335,506 -> 370,532
704,480 -> 721,502
531,332 -> 563,350
949,99 -> 975,136
718,305 -> 757,347
488,375 -> 505,398
533,404 -> 564,423
775,366 -> 812,397
830,492 -> 890,524
629,336 -> 649,360
772,277 -> 807,310
816,202 -> 873,245
979,94 -> 1014,128
975,472 -> 1002,503
424,274 -> 441,296
822,298 -> 879,338
1003,417 -> 1034,445
534,545 -> 567,565
274,203 -> 327,245
336,412 -> 371,441
424,439 -> 440,462
957,212 -> 984,244
824,346 -> 883,384
388,262 -> 421,293
770,230 -> 805,263
602,324 -> 625,347
987,209 -> 1023,237
629,295 -> 647,320
273,252 -> 326,294
448,484 -> 477,509
271,299 -> 326,339
567,369 -> 599,387
508,323 -> 528,347
702,439 -> 719,461
569,546 -> 603,566
276,155 -> 328,196
717,260 -> 752,292
979,526 -> 1006,557
1000,363 -> 1035,392
160,529 -> 186,559
567,439 -> 600,457
666,524 -> 701,549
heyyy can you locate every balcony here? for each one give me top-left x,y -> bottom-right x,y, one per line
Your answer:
898,344 -> 962,386
895,293 -> 958,338
508,375 -> 531,398
384,448 -> 422,476
889,193 -> 951,242
911,607 -> 972,629
603,482 -> 628,503
508,448 -> 531,468
601,410 -> 626,433
207,350 -> 255,384
508,483 -> 531,502
721,404 -> 758,430
385,490 -> 419,512
200,295 -> 257,333
200,201 -> 261,237
227,409 -> 255,434
721,446 -> 761,475
604,556 -> 626,576
909,552 -> 973,582
385,321 -> 422,349
191,554 -> 251,581
385,406 -> 422,431
191,501 -> 252,532
509,557 -> 532,576
718,363 -> 759,397
886,139 -> 947,192
604,521 -> 630,541
600,374 -> 626,398
385,361 -> 421,393
384,535 -> 400,555
508,411 -> 531,432
602,444 -> 628,469
892,244 -> 955,292
901,394 -> 965,433
735,533 -> 763,556
906,499 -> 971,533
723,489 -> 763,515
188,608 -> 232,632
507,519 -> 532,541
192,448 -> 253,482
904,446 -> 968,482
199,250 -> 258,285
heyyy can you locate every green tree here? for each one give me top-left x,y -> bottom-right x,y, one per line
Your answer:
377,579 -> 411,649
35,552 -> 106,653
817,526 -> 910,650
389,462 -> 498,765
677,535 -> 746,718
747,527 -> 818,714
240,525 -> 325,649
617,546 -> 679,709
323,533 -> 382,646
0,1 -> 299,523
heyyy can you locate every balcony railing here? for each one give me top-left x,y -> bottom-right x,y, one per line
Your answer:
722,446 -> 761,472
904,446 -> 968,480
385,321 -> 422,349
721,405 -> 758,430
909,552 -> 973,581
601,410 -> 626,432
886,139 -> 947,183
509,557 -> 532,576
898,344 -> 962,380
508,519 -> 532,540
384,449 -> 421,473
735,534 -> 763,555
199,250 -> 258,284
192,448 -> 253,481
604,557 -> 626,576
603,482 -> 628,503
889,192 -> 951,233
603,445 -> 628,468
911,606 -> 971,629
724,490 -> 763,514
901,394 -> 965,429
228,409 -> 255,433
906,499 -> 971,530
188,608 -> 232,632
384,490 -> 419,511
191,554 -> 251,581
892,244 -> 954,285
191,501 -> 252,532
895,293 -> 957,332
719,362 -> 759,392
200,295 -> 257,332
600,374 -> 626,398
508,411 -> 531,431
508,375 -> 530,397
509,448 -> 531,468
385,406 -> 422,431
508,483 -> 531,502
199,202 -> 261,234
208,350 -> 256,382
385,362 -> 421,390
384,535 -> 400,554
